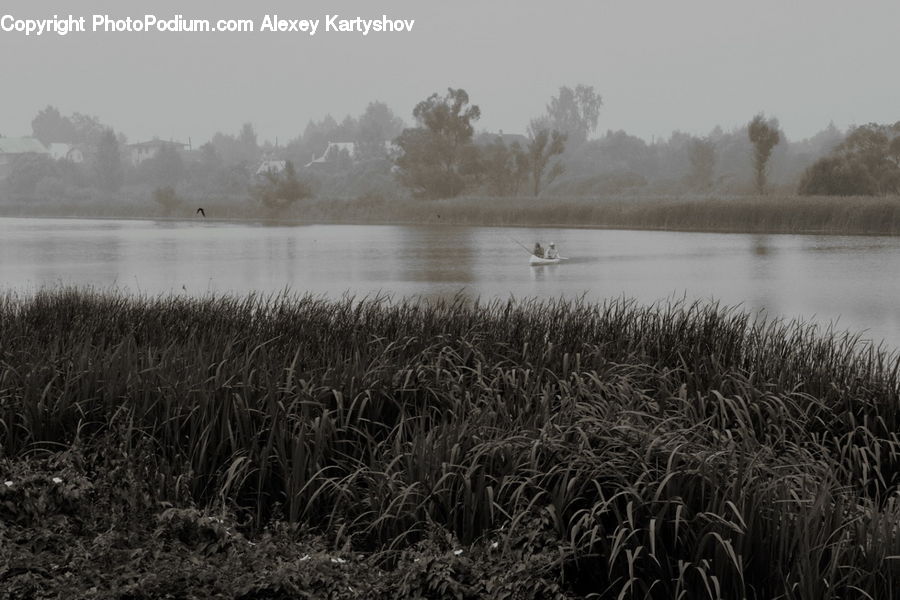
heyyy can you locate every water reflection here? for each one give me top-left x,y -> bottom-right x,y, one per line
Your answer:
1,217 -> 899,349
396,225 -> 476,283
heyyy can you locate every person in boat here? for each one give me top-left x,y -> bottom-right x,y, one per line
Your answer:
533,242 -> 544,258
546,242 -> 559,259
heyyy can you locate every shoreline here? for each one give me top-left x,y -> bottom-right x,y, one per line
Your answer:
3,209 -> 900,238
2,192 -> 900,236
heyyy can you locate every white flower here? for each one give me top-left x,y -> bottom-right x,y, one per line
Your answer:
52,477 -> 63,484
3,481 -> 12,487
490,541 -> 499,550
453,549 -> 463,556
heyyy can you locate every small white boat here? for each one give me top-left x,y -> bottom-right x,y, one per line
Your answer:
530,254 -> 566,266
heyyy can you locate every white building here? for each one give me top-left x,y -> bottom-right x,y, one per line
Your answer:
48,143 -> 84,163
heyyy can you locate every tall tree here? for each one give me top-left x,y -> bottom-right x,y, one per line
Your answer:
356,101 -> 405,159
533,85 -> 602,147
142,144 -> 185,188
393,88 -> 481,198
748,114 -> 781,194
687,137 -> 716,189
211,123 -> 260,166
481,137 -> 529,196
526,126 -> 567,196
70,113 -> 108,148
31,106 -> 76,146
93,129 -> 123,193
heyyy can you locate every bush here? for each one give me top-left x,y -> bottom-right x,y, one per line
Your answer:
251,161 -> 312,212
799,156 -> 876,196
152,185 -> 182,216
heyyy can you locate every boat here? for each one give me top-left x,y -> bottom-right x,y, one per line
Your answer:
529,254 -> 566,266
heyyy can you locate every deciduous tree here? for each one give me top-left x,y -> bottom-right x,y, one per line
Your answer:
687,137 -> 716,189
31,105 -> 76,146
93,129 -> 123,193
526,126 -> 567,196
532,85 -> 602,148
480,137 -> 529,196
251,161 -> 311,212
799,122 -> 900,195
393,88 -> 481,199
748,114 -> 780,194
356,101 -> 405,160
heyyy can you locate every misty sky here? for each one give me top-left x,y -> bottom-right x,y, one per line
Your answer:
1,0 -> 898,146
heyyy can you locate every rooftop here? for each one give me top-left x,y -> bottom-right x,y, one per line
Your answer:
0,137 -> 49,155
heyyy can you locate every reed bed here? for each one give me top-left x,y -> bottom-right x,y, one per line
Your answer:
4,193 -> 900,235
1,288 -> 899,598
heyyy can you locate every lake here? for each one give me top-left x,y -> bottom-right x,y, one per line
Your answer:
2,217 -> 899,350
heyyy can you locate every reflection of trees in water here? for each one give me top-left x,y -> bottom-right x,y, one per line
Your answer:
263,234 -> 299,284
748,234 -> 777,314
394,225 -> 477,284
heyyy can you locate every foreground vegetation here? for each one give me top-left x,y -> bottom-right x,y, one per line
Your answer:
3,193 -> 900,236
2,289 -> 899,598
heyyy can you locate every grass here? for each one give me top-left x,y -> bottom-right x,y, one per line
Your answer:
1,288 -> 899,598
3,192 -> 900,235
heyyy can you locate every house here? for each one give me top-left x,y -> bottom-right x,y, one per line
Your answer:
48,143 -> 85,163
305,142 -> 357,168
255,160 -> 287,176
0,137 -> 49,181
475,131 -> 529,147
127,140 -> 189,166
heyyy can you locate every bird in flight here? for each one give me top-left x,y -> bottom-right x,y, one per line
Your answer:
196,207 -> 206,217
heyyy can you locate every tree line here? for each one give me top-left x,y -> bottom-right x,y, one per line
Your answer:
2,91 -> 897,211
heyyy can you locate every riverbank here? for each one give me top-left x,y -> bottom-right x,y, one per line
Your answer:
1,289 -> 898,598
2,193 -> 900,235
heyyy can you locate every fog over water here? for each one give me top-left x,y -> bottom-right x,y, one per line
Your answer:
3,217 -> 899,351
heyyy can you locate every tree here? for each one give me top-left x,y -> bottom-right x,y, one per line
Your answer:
687,137 -> 716,189
70,113 -> 109,148
153,186 -> 182,216
526,126 -> 567,196
393,88 -> 481,199
532,85 -> 602,147
798,156 -> 875,196
480,138 -> 529,196
31,106 -> 76,145
251,161 -> 312,212
6,154 -> 58,195
211,123 -> 260,166
93,129 -> 123,192
356,101 -> 405,159
747,114 -> 781,194
799,122 -> 900,195
141,144 -> 185,188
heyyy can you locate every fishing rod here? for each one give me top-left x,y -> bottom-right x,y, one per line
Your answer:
508,236 -> 536,256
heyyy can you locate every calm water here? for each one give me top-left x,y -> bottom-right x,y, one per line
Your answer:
2,217 -> 899,350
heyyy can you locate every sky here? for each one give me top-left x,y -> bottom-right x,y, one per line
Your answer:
1,0 -> 898,146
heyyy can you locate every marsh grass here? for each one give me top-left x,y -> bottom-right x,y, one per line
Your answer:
1,288 -> 899,598
4,193 -> 900,235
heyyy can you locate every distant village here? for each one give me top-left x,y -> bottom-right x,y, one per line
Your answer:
0,136 -> 391,181
1,87 -> 897,211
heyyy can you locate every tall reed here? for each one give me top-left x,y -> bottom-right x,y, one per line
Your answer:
1,288 -> 898,597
